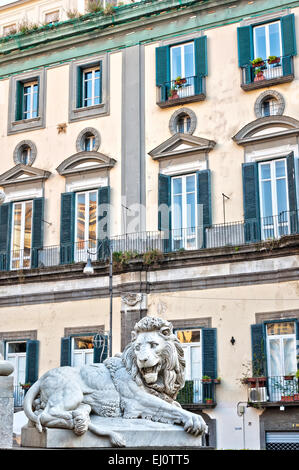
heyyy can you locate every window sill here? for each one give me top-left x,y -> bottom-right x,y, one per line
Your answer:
157,93 -> 206,109
241,74 -> 294,91
69,101 -> 109,122
8,116 -> 44,135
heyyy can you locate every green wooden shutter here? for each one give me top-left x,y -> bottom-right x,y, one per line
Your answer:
158,174 -> 171,252
93,334 -> 108,363
194,36 -> 207,95
286,152 -> 298,234
0,202 -> 12,271
251,324 -> 267,377
76,66 -> 83,108
60,337 -> 72,366
15,81 -> 24,121
202,328 -> 217,402
197,170 -> 212,248
99,60 -> 103,104
281,14 -> 297,57
25,340 -> 39,384
31,197 -> 44,268
155,46 -> 170,101
237,25 -> 253,84
242,162 -> 261,243
98,186 -> 110,260
60,192 -> 75,264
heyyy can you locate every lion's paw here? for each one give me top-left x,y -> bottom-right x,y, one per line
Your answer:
111,432 -> 126,448
183,414 -> 206,437
73,415 -> 90,436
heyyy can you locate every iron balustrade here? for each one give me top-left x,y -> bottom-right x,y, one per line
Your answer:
241,55 -> 293,86
247,376 -> 299,404
13,385 -> 26,408
0,210 -> 298,271
157,75 -> 204,104
177,378 -> 216,406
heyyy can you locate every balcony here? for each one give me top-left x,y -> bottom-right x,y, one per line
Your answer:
241,56 -> 294,91
156,75 -> 205,108
13,385 -> 27,409
1,210 -> 299,272
245,376 -> 299,407
177,378 -> 217,410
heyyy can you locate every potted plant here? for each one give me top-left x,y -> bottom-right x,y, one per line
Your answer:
254,67 -> 265,82
202,375 -> 212,383
251,57 -> 265,68
205,398 -> 213,405
268,55 -> 280,65
284,374 -> 295,380
20,382 -> 31,391
168,87 -> 179,100
280,395 -> 294,402
174,76 -> 187,87
214,377 -> 221,384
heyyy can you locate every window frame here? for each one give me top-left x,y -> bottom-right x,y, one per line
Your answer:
69,54 -> 109,122
7,69 -> 46,135
170,41 -> 195,81
10,200 -> 33,270
253,20 -> 282,61
74,189 -> 98,262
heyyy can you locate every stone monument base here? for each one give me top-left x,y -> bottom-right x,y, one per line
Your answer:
21,416 -> 204,448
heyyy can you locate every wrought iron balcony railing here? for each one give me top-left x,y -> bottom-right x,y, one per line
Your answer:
156,75 -> 205,106
245,376 -> 299,404
13,385 -> 26,408
177,378 -> 217,406
241,55 -> 294,88
1,210 -> 299,271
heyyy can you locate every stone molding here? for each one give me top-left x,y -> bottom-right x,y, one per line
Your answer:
254,90 -> 285,119
0,330 -> 37,342
76,127 -> 101,153
64,325 -> 105,337
56,151 -> 116,177
168,107 -> 197,136
255,309 -> 299,324
13,140 -> 37,166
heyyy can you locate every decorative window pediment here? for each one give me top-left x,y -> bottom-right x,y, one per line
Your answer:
56,151 -> 116,177
0,164 -> 51,187
149,133 -> 216,161
233,116 -> 299,146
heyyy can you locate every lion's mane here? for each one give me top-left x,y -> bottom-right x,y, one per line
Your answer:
121,317 -> 185,403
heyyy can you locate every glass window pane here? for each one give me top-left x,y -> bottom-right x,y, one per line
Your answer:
186,175 -> 195,192
269,22 -> 281,57
275,160 -> 286,178
283,337 -> 296,376
267,322 -> 295,336
177,329 -> 201,343
186,192 -> 196,228
8,342 -> 26,354
254,25 -> 267,59
190,346 -> 201,379
89,192 -> 97,243
12,204 -> 22,251
276,178 -> 287,214
184,43 -> 195,77
73,336 -> 93,350
261,180 -> 273,217
260,164 -> 271,180
171,46 -> 182,79
85,351 -> 94,365
173,178 -> 182,195
76,194 -> 86,242
24,202 -> 32,255
173,194 -> 182,230
268,338 -> 281,376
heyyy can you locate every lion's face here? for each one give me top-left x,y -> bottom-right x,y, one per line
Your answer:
133,331 -> 165,385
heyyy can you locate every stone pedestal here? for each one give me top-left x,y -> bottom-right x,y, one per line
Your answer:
0,376 -> 14,448
21,416 -> 204,449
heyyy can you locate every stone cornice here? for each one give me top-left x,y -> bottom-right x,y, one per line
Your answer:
1,0 -> 299,77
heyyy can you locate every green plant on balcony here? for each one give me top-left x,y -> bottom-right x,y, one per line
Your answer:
251,57 -> 265,67
142,249 -> 164,266
168,87 -> 179,100
103,4 -> 116,16
205,397 -> 213,405
176,380 -> 194,405
202,375 -> 212,383
20,382 -> 31,390
86,0 -> 104,14
112,250 -> 139,269
268,55 -> 281,65
174,76 -> 187,87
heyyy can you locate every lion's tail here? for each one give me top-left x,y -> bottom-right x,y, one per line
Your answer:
88,423 -> 126,448
23,380 -> 43,433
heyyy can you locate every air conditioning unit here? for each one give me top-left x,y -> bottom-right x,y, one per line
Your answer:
248,387 -> 268,403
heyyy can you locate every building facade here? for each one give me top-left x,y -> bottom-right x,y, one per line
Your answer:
0,0 -> 298,450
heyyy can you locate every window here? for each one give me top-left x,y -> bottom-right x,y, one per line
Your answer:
11,200 -> 33,270
258,159 -> 289,239
172,174 -> 197,250
168,108 -> 197,135
21,81 -> 39,120
75,190 -> 98,261
261,97 -> 279,117
76,127 -> 100,152
71,335 -> 94,367
176,113 -> 191,133
176,329 -> 202,403
237,13 -> 296,89
254,90 -> 285,118
44,10 -> 59,24
82,66 -> 101,108
266,321 -> 297,401
84,134 -> 96,151
69,55 -> 108,122
6,341 -> 26,406
155,36 -> 207,106
13,141 -> 37,166
8,69 -> 46,135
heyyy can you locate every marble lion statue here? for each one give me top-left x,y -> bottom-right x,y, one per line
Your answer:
23,316 -> 207,447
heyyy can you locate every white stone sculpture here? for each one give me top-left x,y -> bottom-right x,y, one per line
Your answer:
23,317 -> 207,447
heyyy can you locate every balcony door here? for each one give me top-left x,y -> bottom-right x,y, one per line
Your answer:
171,174 -> 198,250
6,341 -> 26,406
258,159 -> 290,239
71,336 -> 94,367
177,329 -> 202,403
170,42 -> 195,97
253,21 -> 282,78
11,200 -> 33,269
74,190 -> 98,262
266,322 -> 297,401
